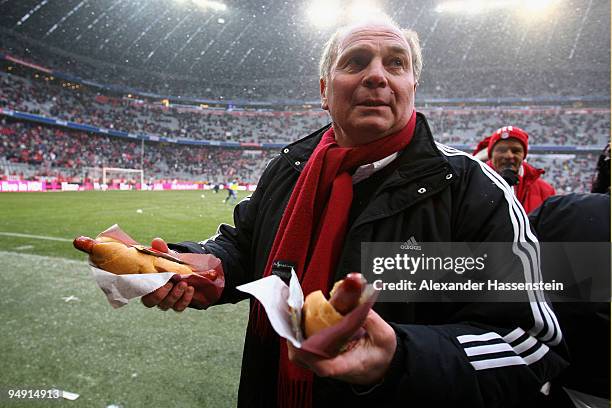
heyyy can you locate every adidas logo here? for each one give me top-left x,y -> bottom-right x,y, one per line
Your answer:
401,236 -> 422,251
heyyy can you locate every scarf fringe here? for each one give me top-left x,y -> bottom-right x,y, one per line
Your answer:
277,372 -> 313,408
248,300 -> 275,339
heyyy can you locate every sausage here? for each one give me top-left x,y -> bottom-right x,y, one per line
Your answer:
73,235 -> 194,275
201,269 -> 218,281
73,236 -> 96,254
329,273 -> 365,315
302,273 -> 367,339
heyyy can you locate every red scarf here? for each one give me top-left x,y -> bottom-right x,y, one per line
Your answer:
253,111 -> 416,408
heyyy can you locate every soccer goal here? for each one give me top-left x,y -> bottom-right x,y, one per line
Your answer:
102,167 -> 144,187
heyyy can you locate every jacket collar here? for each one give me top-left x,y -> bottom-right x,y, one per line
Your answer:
484,160 -> 545,182
279,123 -> 329,172
280,112 -> 451,177
521,161 -> 545,182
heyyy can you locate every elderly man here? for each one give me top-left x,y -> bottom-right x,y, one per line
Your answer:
143,16 -> 566,408
480,126 -> 556,213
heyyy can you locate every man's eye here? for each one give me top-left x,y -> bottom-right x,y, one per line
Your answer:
346,57 -> 365,68
389,58 -> 405,68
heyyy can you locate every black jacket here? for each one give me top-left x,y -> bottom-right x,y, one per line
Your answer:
173,113 -> 568,407
529,193 -> 610,401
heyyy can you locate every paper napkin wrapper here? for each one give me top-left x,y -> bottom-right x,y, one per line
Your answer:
88,224 -> 224,309
237,270 -> 377,358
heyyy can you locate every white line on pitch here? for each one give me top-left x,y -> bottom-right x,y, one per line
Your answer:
0,250 -> 83,264
0,232 -> 72,242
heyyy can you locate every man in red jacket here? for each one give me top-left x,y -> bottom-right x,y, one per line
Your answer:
482,126 -> 555,213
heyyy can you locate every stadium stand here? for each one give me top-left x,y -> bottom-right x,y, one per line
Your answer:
0,0 -> 609,194
1,2 -> 609,102
1,72 -> 609,146
0,118 -> 275,185
0,67 -> 608,192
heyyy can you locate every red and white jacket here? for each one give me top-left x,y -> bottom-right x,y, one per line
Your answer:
487,160 -> 556,213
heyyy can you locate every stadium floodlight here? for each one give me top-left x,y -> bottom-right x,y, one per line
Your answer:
192,0 -> 227,12
349,0 -> 385,21
435,0 -> 503,13
521,0 -> 553,11
306,0 -> 388,28
434,0 -> 558,14
306,0 -> 342,28
306,0 -> 342,27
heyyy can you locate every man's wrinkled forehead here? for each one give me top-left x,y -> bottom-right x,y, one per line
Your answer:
337,24 -> 409,55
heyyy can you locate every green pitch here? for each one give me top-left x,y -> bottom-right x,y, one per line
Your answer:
0,190 -> 251,407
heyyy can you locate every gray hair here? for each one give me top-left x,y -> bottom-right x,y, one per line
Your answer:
319,16 -> 423,84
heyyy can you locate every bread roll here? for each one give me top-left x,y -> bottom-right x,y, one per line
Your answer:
301,273 -> 365,338
302,290 -> 344,338
74,236 -> 193,275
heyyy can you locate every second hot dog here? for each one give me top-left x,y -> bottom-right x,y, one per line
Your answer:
302,273 -> 366,338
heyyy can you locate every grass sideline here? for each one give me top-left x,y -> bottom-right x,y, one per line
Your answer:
0,190 -> 250,407
0,190 -> 248,259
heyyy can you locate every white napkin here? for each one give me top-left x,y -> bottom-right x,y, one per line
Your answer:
90,266 -> 174,308
237,269 -> 304,347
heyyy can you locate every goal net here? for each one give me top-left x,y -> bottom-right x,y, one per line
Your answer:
101,167 -> 144,187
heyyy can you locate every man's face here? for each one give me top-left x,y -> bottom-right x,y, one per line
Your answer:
320,24 -> 416,147
491,139 -> 525,173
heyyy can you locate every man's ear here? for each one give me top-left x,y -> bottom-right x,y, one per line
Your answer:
320,78 -> 329,111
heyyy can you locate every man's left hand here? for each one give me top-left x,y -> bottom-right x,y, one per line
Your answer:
287,310 -> 397,385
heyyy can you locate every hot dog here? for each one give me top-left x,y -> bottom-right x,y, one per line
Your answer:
73,235 -> 194,275
302,273 -> 366,338
329,273 -> 365,314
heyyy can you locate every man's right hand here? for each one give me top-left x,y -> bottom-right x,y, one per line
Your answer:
141,238 -> 194,312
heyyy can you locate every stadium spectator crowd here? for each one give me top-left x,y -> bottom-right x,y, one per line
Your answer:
0,119 -> 275,184
426,108 -> 609,147
1,73 -> 609,147
0,117 -> 597,193
0,70 -> 607,193
1,32 -> 608,102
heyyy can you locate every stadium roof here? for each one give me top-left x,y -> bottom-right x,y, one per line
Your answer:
0,0 -> 609,100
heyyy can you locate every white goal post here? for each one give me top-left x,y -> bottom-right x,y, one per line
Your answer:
102,167 -> 144,186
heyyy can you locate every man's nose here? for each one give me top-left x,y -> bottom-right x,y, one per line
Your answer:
362,60 -> 387,88
501,150 -> 514,159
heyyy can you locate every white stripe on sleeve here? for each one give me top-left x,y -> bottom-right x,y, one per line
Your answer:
457,332 -> 502,344
470,356 -> 526,370
435,143 -> 562,346
464,343 -> 515,357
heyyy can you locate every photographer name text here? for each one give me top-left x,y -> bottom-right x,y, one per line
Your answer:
373,279 -> 564,292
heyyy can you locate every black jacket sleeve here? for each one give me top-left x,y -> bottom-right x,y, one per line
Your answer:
169,155 -> 283,304
529,193 -> 611,399
378,155 -> 568,407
